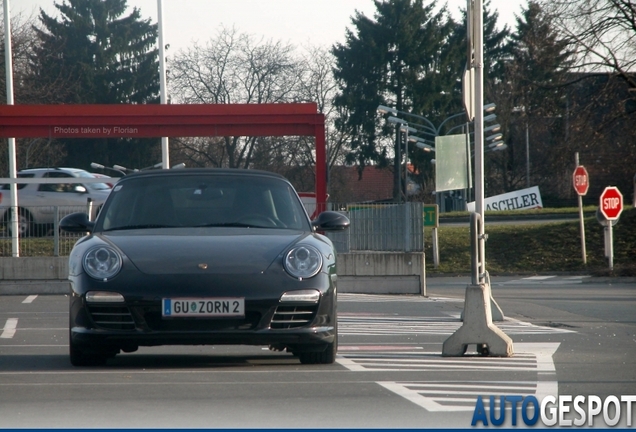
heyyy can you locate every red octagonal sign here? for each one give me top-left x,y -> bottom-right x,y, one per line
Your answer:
599,186 -> 623,220
572,166 -> 589,196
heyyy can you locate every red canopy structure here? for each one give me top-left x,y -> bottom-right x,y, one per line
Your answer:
0,103 -> 327,210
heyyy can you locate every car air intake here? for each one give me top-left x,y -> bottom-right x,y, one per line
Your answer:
87,304 -> 136,330
270,304 -> 317,329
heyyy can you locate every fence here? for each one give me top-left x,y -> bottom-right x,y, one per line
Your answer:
326,202 -> 425,253
1,202 -> 428,257
0,205 -> 88,257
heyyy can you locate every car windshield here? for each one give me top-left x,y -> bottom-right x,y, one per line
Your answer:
98,172 -> 310,231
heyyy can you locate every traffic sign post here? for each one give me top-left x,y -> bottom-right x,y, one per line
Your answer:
572,155 -> 589,263
599,186 -> 623,270
423,205 -> 439,268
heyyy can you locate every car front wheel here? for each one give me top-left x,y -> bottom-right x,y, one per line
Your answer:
297,324 -> 338,365
69,332 -> 111,367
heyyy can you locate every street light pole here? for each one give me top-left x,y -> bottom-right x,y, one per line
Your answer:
474,0 -> 486,282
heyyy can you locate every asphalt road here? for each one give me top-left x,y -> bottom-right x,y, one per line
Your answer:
0,275 -> 634,428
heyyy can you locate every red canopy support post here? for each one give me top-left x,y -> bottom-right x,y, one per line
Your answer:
315,121 -> 327,214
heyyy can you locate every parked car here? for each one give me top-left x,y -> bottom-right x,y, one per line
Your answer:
90,173 -> 115,188
0,167 -> 112,237
59,168 -> 350,366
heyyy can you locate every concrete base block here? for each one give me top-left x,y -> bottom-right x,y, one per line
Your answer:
461,295 -> 505,322
339,275 -> 422,294
443,283 -> 514,357
490,295 -> 505,322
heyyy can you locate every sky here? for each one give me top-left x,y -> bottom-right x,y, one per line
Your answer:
14,0 -> 527,53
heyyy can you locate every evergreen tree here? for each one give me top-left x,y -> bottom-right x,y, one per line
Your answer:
332,0 -> 452,201
29,0 -> 160,170
507,1 -> 573,117
489,1 -> 575,194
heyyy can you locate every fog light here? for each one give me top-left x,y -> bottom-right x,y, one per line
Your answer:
86,291 -> 125,303
280,289 -> 320,303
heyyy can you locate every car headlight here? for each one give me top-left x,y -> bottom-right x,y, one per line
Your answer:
83,245 -> 122,281
284,245 -> 323,279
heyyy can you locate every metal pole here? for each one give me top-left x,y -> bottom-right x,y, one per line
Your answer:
474,0 -> 485,282
608,223 -> 614,270
525,121 -> 530,188
575,153 -> 587,264
4,0 -> 19,257
53,206 -> 60,257
404,127 -> 410,252
157,0 -> 170,169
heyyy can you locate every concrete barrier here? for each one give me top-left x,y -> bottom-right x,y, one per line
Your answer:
0,252 -> 426,296
0,257 -> 70,295
336,252 -> 425,295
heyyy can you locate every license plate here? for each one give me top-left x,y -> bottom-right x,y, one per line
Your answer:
162,298 -> 245,317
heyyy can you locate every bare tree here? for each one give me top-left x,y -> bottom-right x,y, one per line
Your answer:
542,0 -> 636,89
169,27 -> 302,169
1,13 -> 68,174
539,0 -> 636,200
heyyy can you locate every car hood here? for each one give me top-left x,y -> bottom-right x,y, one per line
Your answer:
97,229 -> 310,275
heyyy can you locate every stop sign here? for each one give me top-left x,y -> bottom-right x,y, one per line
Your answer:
599,186 -> 623,220
572,166 -> 589,196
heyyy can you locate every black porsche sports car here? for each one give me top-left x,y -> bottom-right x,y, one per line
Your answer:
60,168 -> 349,366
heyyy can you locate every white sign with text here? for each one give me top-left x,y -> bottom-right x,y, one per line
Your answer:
467,186 -> 543,212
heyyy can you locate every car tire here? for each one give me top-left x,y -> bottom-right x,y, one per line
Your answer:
4,208 -> 33,238
298,323 -> 338,365
69,333 -> 109,367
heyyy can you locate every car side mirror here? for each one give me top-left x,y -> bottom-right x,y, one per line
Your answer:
74,185 -> 88,193
311,211 -> 350,231
60,212 -> 95,233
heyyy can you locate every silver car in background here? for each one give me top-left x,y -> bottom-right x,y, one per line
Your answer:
0,168 -> 111,237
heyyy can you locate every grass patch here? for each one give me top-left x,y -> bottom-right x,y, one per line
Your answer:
426,208 -> 636,276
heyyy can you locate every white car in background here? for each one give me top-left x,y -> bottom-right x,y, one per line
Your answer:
0,168 -> 112,237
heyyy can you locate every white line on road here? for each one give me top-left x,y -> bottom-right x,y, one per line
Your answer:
22,295 -> 38,304
371,343 -> 560,412
1,318 -> 19,339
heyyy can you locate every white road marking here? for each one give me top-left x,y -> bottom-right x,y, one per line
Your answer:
1,318 -> 19,339
377,378 -> 558,412
22,295 -> 38,304
339,343 -> 560,412
496,275 -> 591,285
339,313 -> 575,336
339,293 -> 463,303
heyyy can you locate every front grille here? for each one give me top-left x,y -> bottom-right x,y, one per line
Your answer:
87,304 -> 136,331
270,304 -> 318,329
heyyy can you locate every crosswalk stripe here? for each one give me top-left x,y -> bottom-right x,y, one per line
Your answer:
337,342 -> 560,373
376,378 -> 558,412
339,293 -> 463,303
337,342 -> 561,412
339,314 -> 575,336
496,275 -> 591,285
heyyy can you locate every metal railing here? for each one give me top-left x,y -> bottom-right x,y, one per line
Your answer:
325,202 -> 425,253
2,201 -> 429,257
0,205 -> 88,257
